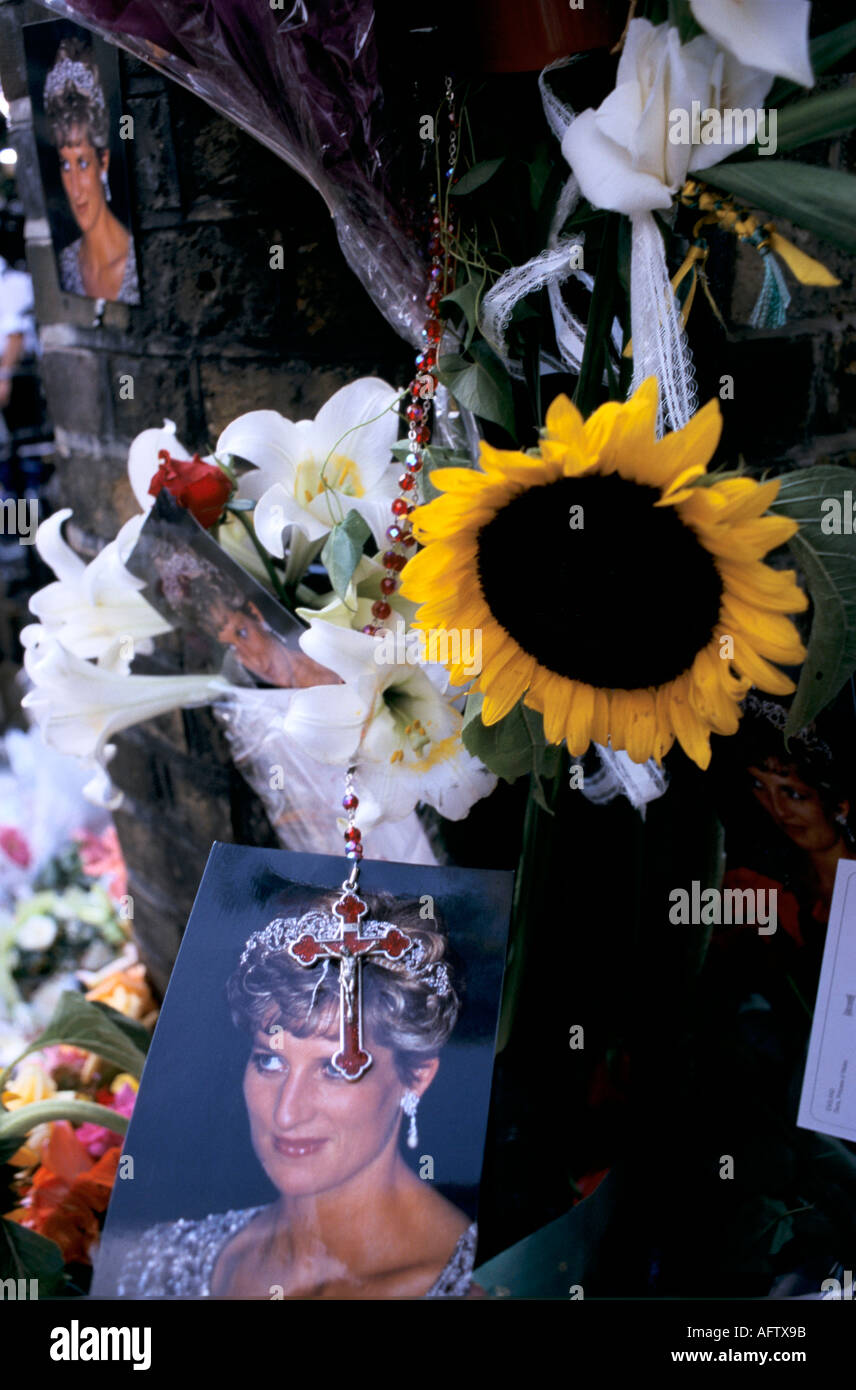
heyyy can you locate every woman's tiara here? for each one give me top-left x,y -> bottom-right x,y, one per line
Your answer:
240,911 -> 452,997
44,57 -> 107,112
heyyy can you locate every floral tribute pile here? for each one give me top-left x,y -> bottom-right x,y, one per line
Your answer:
0,787 -> 156,1293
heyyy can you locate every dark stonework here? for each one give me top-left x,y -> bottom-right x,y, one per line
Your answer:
0,0 -> 411,992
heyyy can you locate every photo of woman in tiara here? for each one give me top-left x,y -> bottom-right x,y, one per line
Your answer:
25,21 -> 140,305
711,694 -> 856,1023
115,889 -> 477,1299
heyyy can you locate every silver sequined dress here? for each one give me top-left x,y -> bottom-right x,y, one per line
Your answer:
115,1207 -> 478,1299
58,235 -> 140,305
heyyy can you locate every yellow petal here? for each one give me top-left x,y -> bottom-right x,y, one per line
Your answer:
716,560 -> 807,614
525,671 -> 575,744
623,689 -> 657,763
481,653 -> 536,724
543,393 -> 586,448
722,597 -> 806,663
706,476 -> 781,522
591,687 -> 611,747
669,675 -> 712,769
426,467 -> 493,495
638,397 -> 722,490
695,515 -> 798,562
652,684 -> 676,762
565,681 -> 595,757
730,632 -> 797,695
688,647 -> 741,735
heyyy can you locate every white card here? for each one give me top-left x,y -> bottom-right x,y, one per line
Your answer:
797,859 -> 856,1142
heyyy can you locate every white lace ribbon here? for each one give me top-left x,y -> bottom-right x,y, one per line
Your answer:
479,58 -> 622,378
629,209 -> 697,435
479,61 -> 688,810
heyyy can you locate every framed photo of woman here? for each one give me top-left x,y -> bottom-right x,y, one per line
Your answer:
23,17 -> 141,306
91,845 -> 513,1299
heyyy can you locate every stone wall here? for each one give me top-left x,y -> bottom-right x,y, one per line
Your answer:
0,0 -> 411,992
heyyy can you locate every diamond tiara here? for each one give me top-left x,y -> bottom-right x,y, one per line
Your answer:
44,57 -> 107,115
239,911 -> 453,997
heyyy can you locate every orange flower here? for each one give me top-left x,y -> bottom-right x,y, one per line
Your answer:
82,954 -> 156,1024
6,1122 -> 120,1265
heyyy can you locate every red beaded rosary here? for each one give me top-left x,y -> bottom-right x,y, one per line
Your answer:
342,71 -> 458,873
305,76 -> 460,1080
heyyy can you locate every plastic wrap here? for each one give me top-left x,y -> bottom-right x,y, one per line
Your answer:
39,0 -> 428,345
213,692 -> 439,865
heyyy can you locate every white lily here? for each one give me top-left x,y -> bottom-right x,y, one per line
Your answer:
29,510 -> 172,672
217,378 -> 402,579
280,617 -> 496,829
562,19 -> 773,215
21,625 -> 231,807
690,0 -> 814,89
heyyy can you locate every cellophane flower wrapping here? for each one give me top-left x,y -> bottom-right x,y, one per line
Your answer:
39,0 -> 427,345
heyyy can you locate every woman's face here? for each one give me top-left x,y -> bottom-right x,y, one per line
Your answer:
243,1026 -> 436,1199
748,762 -> 846,852
214,603 -> 281,681
58,126 -> 106,234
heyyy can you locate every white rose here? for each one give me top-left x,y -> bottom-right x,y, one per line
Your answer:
16,914 -> 58,951
562,19 -> 772,216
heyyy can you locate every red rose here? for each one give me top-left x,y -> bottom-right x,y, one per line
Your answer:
148,450 -> 232,529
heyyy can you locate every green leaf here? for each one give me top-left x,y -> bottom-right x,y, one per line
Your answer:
701,160 -> 856,253
0,991 -> 148,1095
0,1098 -> 128,1144
92,1003 -> 151,1059
449,158 -> 504,196
768,87 -> 856,154
769,466 -> 856,735
441,280 -> 482,352
437,341 -> 515,435
811,20 -> 856,72
0,1217 -> 65,1291
320,509 -> 371,603
528,145 -> 552,213
462,693 -> 557,789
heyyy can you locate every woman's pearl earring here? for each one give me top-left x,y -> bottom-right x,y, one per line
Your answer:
101,169 -> 111,203
400,1091 -> 419,1150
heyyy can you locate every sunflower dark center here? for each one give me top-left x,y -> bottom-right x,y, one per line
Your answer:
476,473 -> 723,689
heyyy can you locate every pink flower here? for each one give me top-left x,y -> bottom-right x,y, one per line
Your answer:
75,1083 -> 137,1160
74,826 -> 128,903
0,826 -> 31,867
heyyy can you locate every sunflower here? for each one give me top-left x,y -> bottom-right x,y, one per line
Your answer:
399,378 -> 807,770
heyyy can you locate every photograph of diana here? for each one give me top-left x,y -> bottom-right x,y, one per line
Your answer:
126,490 -> 330,688
24,19 -> 140,305
92,846 -> 512,1300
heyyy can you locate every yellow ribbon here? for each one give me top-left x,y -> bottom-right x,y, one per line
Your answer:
679,179 -> 840,287
623,180 -> 838,359
624,229 -> 722,358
